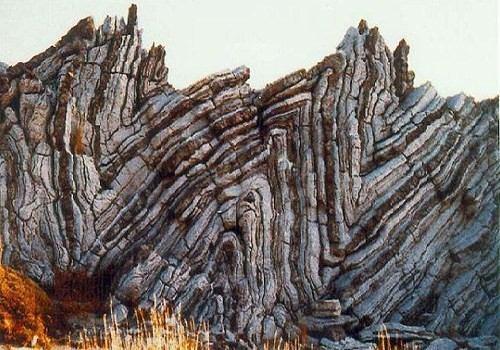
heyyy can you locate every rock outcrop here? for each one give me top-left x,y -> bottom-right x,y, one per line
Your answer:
0,63 -> 7,75
0,5 -> 498,348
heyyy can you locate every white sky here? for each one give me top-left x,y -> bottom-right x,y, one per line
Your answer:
0,0 -> 498,99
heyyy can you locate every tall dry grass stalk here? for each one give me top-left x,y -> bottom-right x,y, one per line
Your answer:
72,303 -> 209,350
69,304 -> 420,350
263,338 -> 309,350
70,302 -> 313,350
376,324 -> 421,350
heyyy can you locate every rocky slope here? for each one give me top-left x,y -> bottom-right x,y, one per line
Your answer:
0,5 -> 498,349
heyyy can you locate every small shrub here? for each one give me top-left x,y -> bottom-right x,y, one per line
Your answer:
0,265 -> 54,347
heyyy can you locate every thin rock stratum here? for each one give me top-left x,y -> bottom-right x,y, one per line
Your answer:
0,5 -> 498,349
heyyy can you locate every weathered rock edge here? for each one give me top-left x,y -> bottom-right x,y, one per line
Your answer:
0,5 -> 498,348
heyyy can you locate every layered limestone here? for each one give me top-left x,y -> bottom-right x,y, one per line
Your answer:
0,5 -> 498,348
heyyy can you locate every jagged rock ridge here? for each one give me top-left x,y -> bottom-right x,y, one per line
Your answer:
0,5 -> 498,348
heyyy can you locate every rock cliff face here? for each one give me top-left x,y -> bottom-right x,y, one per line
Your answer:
0,5 -> 498,347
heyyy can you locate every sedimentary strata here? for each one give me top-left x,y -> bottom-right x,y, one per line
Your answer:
0,6 -> 498,348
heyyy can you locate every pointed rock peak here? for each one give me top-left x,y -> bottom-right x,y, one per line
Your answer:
358,19 -> 369,34
149,43 -> 165,53
394,38 -> 415,98
126,4 -> 138,34
337,21 -> 388,65
137,42 -> 169,96
395,39 -> 410,57
314,52 -> 346,73
96,13 -> 131,43
58,16 -> 95,47
365,26 -> 381,54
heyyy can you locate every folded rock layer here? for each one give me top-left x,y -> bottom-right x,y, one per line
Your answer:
0,5 -> 498,346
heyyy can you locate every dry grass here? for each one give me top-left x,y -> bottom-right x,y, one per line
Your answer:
263,338 -> 310,350
70,307 -> 420,350
0,266 -> 54,347
71,303 -> 209,350
70,303 -> 313,350
376,325 -> 421,350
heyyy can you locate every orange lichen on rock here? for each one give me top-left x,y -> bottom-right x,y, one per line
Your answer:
0,265 -> 54,347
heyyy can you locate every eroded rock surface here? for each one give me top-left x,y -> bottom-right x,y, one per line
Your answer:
0,5 -> 498,348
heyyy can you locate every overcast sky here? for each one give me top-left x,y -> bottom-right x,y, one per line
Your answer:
0,0 -> 498,99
